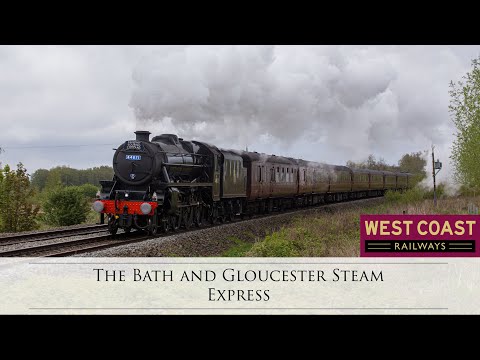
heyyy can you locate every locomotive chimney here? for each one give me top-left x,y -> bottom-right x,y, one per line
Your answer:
135,130 -> 151,142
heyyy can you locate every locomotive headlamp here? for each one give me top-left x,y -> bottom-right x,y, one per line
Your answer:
92,201 -> 104,213
140,202 -> 152,215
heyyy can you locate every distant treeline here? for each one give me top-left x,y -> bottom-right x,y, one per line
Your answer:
346,152 -> 427,186
31,165 -> 113,191
347,152 -> 427,175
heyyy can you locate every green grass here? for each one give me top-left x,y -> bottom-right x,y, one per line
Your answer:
222,236 -> 254,257
232,192 -> 480,257
20,203 -> 100,232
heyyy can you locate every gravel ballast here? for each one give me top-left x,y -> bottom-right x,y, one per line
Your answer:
0,223 -> 102,238
77,197 -> 385,257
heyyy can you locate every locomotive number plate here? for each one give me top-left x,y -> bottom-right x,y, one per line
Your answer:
126,155 -> 142,160
125,140 -> 144,151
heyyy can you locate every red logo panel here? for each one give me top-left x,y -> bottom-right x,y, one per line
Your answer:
360,215 -> 480,257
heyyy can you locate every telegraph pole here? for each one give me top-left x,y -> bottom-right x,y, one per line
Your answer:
431,145 -> 442,207
432,145 -> 436,206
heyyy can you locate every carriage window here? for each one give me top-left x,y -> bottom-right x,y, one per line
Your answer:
258,166 -> 262,182
271,168 -> 275,182
304,170 -> 306,182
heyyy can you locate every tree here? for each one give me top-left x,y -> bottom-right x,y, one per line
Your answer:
398,151 -> 427,175
346,151 -> 427,188
449,56 -> 480,190
0,163 -> 40,232
78,183 -> 99,198
346,154 -> 399,172
30,168 -> 50,190
43,169 -> 63,193
42,186 -> 90,226
31,165 -> 114,191
398,151 -> 427,187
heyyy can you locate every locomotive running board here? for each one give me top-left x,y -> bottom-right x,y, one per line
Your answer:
163,163 -> 206,168
166,183 -> 213,187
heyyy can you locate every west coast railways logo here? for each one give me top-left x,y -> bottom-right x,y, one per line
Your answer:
360,215 -> 479,257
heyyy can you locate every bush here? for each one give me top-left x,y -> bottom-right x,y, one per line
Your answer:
402,187 -> 425,203
42,186 -> 90,226
423,183 -> 446,199
458,184 -> 480,197
385,188 -> 425,205
0,163 -> 40,232
78,183 -> 99,198
384,190 -> 403,203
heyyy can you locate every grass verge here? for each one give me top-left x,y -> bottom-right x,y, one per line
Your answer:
234,191 -> 480,257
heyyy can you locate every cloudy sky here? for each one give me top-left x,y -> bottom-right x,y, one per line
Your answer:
0,45 -> 479,185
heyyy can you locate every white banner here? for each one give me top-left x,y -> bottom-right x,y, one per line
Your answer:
1,257 -> 479,314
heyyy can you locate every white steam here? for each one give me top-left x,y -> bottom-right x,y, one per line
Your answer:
129,45 -> 477,172
419,145 -> 459,195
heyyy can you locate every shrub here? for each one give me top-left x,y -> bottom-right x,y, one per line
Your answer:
423,183 -> 446,199
78,183 -> 99,198
402,187 -> 425,203
385,188 -> 425,205
384,190 -> 402,203
0,163 -> 40,232
42,186 -> 90,226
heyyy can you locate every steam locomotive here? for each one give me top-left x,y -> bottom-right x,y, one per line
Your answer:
92,131 -> 412,235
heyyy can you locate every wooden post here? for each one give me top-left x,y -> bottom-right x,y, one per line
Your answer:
432,145 -> 437,207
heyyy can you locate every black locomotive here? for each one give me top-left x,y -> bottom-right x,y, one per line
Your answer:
93,131 -> 412,235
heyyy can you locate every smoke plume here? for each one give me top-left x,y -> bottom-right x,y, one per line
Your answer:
129,45 -> 477,172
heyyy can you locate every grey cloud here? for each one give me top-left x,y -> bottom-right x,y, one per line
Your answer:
0,45 -> 479,190
129,45 -> 480,187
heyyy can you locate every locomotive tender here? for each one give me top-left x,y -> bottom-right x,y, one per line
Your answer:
93,131 -> 412,235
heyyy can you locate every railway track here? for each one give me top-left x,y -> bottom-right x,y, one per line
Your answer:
0,224 -> 108,246
0,231 -> 149,257
0,196 -> 384,257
